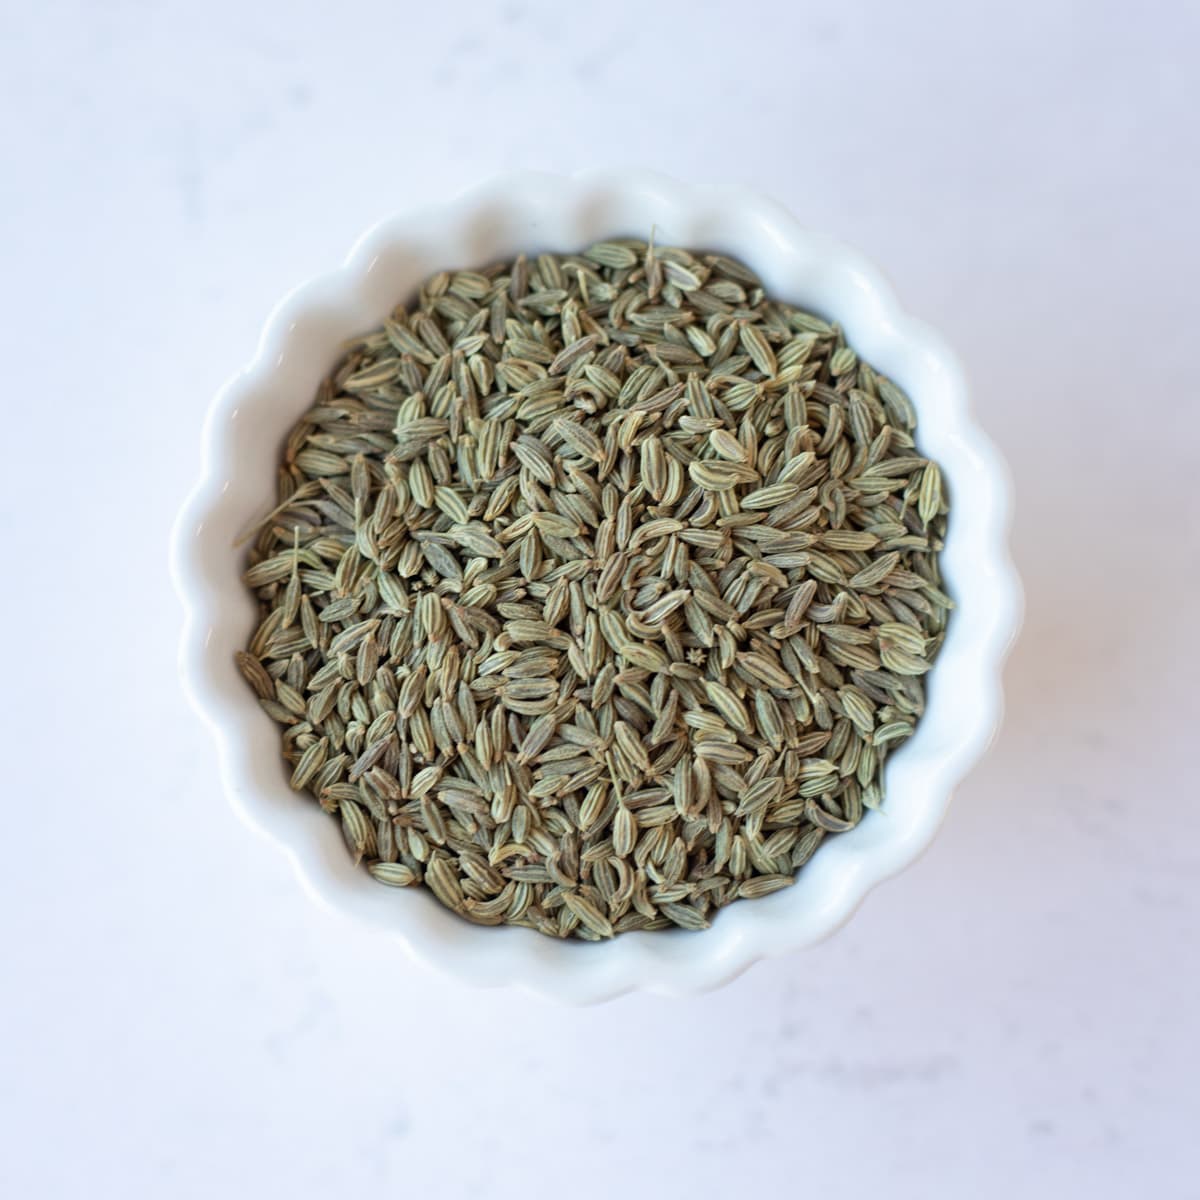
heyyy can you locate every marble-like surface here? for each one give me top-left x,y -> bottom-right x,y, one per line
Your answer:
2,2 -> 1196,1195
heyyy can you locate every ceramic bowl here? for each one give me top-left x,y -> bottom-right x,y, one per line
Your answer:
170,170 -> 1021,1003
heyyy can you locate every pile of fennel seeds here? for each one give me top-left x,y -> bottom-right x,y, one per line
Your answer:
237,240 -> 950,939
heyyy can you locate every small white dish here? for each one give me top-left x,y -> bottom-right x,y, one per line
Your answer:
170,170 -> 1021,1004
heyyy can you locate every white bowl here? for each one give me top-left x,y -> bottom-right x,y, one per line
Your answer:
170,170 -> 1021,1004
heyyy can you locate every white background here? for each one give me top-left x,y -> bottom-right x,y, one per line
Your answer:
2,1 -> 1198,1196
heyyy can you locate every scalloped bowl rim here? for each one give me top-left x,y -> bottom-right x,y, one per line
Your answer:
169,170 -> 1021,1004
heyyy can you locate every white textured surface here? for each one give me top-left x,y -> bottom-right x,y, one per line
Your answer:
2,0 -> 1197,1194
172,169 -> 1017,1001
